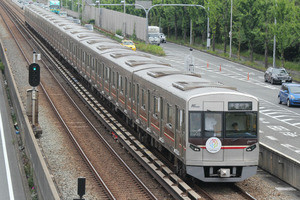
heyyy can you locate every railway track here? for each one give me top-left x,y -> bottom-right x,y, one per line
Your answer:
0,1 -> 259,200
0,1 -> 159,199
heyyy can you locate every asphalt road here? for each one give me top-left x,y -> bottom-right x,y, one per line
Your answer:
157,42 -> 300,161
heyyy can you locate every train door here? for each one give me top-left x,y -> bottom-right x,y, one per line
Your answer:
164,103 -> 175,147
150,95 -> 161,138
202,101 -> 224,162
95,60 -> 99,88
139,88 -> 147,127
175,107 -> 185,157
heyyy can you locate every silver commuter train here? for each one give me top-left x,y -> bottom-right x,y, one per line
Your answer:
25,5 -> 259,182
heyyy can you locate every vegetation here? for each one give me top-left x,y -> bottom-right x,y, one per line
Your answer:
0,60 -> 4,73
92,0 -> 299,70
136,43 -> 166,56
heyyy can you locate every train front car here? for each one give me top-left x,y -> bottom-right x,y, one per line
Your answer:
186,89 -> 259,182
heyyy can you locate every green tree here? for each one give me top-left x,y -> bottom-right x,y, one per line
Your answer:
273,0 -> 300,67
236,0 -> 261,62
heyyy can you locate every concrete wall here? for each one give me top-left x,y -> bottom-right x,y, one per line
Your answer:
259,143 -> 300,190
82,6 -> 147,41
0,42 -> 60,200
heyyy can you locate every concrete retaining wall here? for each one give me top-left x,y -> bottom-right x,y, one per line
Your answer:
0,41 -> 60,200
259,143 -> 300,190
82,6 -> 147,41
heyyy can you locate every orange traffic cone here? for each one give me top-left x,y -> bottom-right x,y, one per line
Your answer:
247,72 -> 249,80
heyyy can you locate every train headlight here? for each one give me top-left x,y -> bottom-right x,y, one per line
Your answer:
190,144 -> 201,152
246,144 -> 256,152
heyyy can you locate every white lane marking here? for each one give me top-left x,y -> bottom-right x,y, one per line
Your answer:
275,187 -> 297,191
0,112 -> 15,200
281,144 -> 300,154
266,136 -> 278,141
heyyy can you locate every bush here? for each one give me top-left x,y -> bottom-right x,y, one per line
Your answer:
0,61 -> 4,73
116,29 -> 123,36
88,19 -> 95,24
136,43 -> 165,56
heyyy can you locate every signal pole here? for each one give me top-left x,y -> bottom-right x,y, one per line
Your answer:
27,51 -> 42,137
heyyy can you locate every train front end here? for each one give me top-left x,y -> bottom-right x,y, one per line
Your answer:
186,92 -> 259,182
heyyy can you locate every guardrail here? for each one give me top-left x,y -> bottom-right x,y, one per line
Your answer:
0,41 -> 60,200
259,142 -> 300,190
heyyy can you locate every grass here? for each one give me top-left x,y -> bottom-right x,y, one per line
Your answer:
0,60 -> 4,73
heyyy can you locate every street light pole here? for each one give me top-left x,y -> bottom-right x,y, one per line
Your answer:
229,0 -> 233,58
273,1 -> 277,68
207,4 -> 210,49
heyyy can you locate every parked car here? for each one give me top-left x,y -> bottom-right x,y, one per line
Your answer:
148,33 -> 160,45
264,67 -> 292,84
121,40 -> 136,51
278,83 -> 300,107
159,33 -> 166,43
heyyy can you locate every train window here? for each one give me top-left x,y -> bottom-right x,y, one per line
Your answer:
90,56 -> 93,68
141,89 -> 145,109
204,112 -> 222,138
160,97 -> 164,119
125,78 -> 128,96
132,84 -> 135,101
181,109 -> 185,131
129,82 -> 132,99
189,112 -> 201,138
225,112 -> 257,138
112,72 -> 115,87
105,67 -> 110,81
147,90 -> 150,111
167,103 -> 173,126
175,106 -> 179,130
108,68 -> 111,83
97,61 -> 101,77
86,54 -> 89,66
82,51 -> 85,63
136,84 -> 139,104
120,76 -> 123,93
116,72 -> 119,88
153,96 -> 159,117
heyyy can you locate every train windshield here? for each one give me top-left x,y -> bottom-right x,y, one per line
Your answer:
189,112 -> 202,138
225,112 -> 257,138
189,112 -> 223,138
204,112 -> 222,138
189,111 -> 257,139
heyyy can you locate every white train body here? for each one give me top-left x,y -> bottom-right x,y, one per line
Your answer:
25,5 -> 259,182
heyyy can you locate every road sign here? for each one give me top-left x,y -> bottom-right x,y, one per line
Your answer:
29,63 -> 40,87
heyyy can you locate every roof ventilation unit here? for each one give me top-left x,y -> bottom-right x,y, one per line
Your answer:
84,24 -> 94,31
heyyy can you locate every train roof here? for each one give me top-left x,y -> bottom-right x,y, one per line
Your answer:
26,5 -> 258,102
133,67 -> 250,101
26,5 -> 173,72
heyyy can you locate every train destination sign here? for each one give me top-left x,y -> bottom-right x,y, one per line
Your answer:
228,102 -> 252,110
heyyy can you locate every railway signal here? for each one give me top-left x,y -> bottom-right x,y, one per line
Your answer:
29,63 -> 40,87
74,177 -> 86,200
